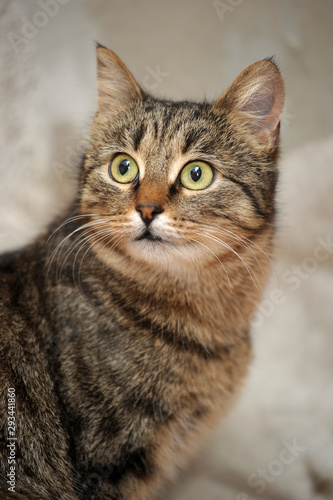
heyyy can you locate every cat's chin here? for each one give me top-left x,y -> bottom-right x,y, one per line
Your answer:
135,230 -> 163,242
125,237 -> 218,274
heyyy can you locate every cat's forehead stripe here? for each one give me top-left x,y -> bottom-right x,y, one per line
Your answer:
131,101 -> 215,161
133,122 -> 147,151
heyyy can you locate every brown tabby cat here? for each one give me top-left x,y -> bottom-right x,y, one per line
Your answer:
0,45 -> 284,500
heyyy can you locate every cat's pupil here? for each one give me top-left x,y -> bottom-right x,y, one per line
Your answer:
190,165 -> 202,182
119,160 -> 130,175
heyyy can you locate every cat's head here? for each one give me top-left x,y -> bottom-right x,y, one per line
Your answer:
80,46 -> 284,273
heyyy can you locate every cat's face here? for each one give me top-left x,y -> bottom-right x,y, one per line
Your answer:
80,47 -> 284,272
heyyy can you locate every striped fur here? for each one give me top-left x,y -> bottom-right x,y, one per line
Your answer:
0,47 -> 284,499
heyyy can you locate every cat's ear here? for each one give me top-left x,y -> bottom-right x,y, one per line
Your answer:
96,44 -> 142,115
213,59 -> 285,150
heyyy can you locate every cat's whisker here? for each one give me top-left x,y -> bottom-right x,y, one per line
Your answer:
62,223 -> 118,280
182,235 -> 232,291
45,219 -> 113,281
66,228 -> 112,283
61,224 -> 110,265
46,212 -> 116,244
201,222 -> 279,287
202,222 -> 273,264
198,231 -> 262,291
55,232 -> 92,281
200,231 -> 261,290
89,233 -> 126,272
52,225 -> 115,286
46,224 -> 90,273
74,230 -> 122,287
48,218 -> 111,263
78,232 -> 127,291
46,215 -> 125,281
74,228 -> 119,272
201,225 -> 263,272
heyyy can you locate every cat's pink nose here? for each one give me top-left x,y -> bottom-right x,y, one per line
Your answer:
136,204 -> 164,225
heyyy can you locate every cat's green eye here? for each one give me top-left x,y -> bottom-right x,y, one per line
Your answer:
109,154 -> 139,184
180,161 -> 214,190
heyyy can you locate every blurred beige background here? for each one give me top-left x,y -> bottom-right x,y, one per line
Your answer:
1,1 -> 333,499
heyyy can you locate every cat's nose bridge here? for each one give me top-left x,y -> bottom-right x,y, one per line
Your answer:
135,179 -> 167,209
134,181 -> 167,225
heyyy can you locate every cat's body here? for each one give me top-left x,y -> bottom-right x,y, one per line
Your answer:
0,47 -> 284,500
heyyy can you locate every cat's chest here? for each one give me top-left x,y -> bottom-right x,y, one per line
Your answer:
48,269 -> 241,381
82,268 -> 232,344
45,265 -> 251,489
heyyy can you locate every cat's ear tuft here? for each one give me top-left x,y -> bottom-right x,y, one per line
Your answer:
96,45 -> 142,115
213,59 -> 285,150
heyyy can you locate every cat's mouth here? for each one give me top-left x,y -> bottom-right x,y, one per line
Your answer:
136,230 -> 162,242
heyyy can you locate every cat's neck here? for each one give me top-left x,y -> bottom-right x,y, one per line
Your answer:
89,236 -> 270,347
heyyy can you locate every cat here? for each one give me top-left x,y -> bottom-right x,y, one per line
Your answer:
0,44 -> 284,500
